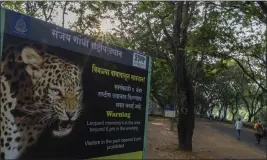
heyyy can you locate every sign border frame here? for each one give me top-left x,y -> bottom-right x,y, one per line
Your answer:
142,56 -> 152,160
0,7 -> 153,160
0,7 -> 5,71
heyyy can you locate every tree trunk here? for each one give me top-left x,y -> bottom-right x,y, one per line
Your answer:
177,66 -> 195,151
232,111 -> 237,121
218,104 -> 223,118
209,106 -> 214,115
61,2 -> 69,28
168,1 -> 196,152
265,30 -> 267,91
199,106 -> 206,116
247,115 -> 253,122
223,107 -> 227,120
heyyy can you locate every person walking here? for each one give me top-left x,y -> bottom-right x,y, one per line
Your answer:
254,120 -> 264,145
235,118 -> 243,140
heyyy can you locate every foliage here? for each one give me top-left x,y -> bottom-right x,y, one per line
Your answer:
151,58 -> 175,109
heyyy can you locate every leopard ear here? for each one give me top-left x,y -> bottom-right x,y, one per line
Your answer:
21,46 -> 44,84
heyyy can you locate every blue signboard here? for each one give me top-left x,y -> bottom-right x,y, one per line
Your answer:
4,9 -> 149,71
165,105 -> 176,111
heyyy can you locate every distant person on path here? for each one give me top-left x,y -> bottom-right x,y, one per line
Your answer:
235,118 -> 243,140
254,120 -> 264,145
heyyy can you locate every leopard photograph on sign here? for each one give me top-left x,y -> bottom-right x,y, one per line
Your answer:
0,8 -> 151,160
0,35 -> 85,159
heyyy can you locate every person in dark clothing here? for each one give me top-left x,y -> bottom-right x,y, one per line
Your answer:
254,120 -> 264,145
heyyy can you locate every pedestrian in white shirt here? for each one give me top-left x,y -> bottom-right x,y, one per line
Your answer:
235,118 -> 243,140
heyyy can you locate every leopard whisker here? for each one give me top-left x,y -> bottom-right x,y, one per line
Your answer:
37,112 -> 54,124
44,114 -> 55,125
17,111 -> 38,124
77,106 -> 85,115
18,104 -> 52,114
33,104 -> 55,110
48,114 -> 57,127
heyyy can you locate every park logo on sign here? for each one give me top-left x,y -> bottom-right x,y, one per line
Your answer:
12,14 -> 29,36
133,52 -> 147,69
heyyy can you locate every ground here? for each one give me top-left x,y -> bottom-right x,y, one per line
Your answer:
145,117 -> 266,159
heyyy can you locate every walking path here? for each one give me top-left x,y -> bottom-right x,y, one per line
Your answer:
145,117 -> 266,159
209,120 -> 266,152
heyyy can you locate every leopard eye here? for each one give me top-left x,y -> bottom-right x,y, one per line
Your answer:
50,88 -> 61,96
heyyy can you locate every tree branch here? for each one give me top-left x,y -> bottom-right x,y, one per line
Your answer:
159,16 -> 176,53
227,2 -> 267,24
181,2 -> 197,49
62,1 -> 69,27
145,18 -> 174,71
173,2 -> 184,45
250,86 -> 260,113
242,96 -> 251,114
232,57 -> 267,93
151,90 -> 167,109
257,1 -> 267,15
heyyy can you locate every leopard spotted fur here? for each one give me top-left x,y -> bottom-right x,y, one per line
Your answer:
0,44 -> 84,159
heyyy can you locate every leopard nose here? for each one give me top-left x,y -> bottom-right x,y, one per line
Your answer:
66,111 -> 75,119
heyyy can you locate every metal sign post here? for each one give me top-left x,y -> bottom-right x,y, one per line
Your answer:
165,105 -> 176,131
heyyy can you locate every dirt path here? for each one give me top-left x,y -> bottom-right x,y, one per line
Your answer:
209,120 -> 266,152
145,117 -> 266,159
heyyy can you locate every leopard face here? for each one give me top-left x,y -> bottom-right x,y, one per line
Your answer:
20,46 -> 83,137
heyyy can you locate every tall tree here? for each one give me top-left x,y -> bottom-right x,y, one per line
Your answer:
111,1 -> 199,150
